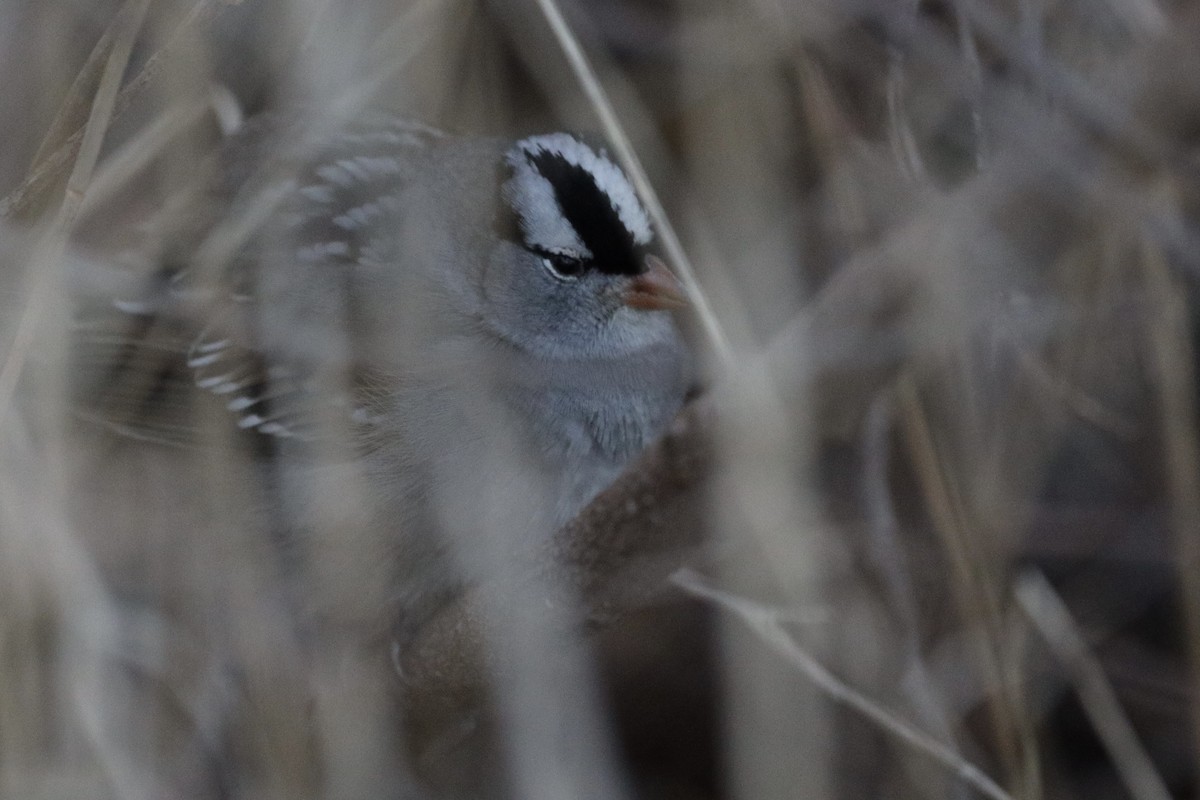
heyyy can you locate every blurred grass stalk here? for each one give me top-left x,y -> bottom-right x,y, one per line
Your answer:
2,0 -> 1199,798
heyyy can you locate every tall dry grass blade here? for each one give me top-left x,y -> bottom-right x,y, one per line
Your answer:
1140,230 -> 1200,772
674,569 -> 1014,800
27,13 -> 118,177
897,374 -> 1043,800
0,421 -> 149,800
885,48 -> 927,180
953,0 -> 988,168
0,0 -> 236,221
0,0 -> 152,431
78,97 -> 212,220
530,0 -> 732,365
187,0 -> 447,286
861,395 -> 971,799
1016,570 -> 1173,800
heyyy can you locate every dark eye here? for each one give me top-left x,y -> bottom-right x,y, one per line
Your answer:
541,253 -> 586,280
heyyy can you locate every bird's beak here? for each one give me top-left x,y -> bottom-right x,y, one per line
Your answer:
623,255 -> 688,311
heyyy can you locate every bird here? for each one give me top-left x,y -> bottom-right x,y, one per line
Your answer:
77,111 -> 694,638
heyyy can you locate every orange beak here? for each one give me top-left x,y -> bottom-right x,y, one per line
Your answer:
623,255 -> 688,311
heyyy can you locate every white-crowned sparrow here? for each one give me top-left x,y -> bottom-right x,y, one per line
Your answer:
87,113 -> 692,631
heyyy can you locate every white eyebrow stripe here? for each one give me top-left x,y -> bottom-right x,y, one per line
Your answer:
512,133 -> 653,246
503,161 -> 592,259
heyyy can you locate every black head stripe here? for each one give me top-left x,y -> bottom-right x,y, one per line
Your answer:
527,150 -> 644,276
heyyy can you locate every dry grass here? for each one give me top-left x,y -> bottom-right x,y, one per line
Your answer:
1,0 -> 1199,798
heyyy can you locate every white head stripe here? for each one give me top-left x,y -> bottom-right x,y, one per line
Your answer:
508,134 -> 653,246
502,159 -> 591,257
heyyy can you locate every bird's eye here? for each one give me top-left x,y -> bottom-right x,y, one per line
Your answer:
541,253 -> 586,280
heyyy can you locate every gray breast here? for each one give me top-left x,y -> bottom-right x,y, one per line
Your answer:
497,350 -> 686,523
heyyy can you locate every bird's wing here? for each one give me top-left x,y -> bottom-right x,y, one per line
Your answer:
72,113 -> 444,446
